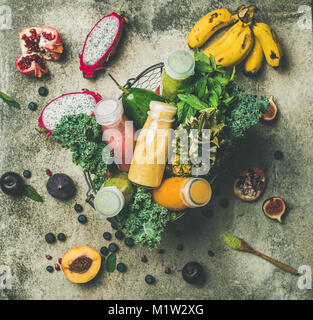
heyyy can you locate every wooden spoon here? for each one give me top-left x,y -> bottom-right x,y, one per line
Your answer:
236,238 -> 299,275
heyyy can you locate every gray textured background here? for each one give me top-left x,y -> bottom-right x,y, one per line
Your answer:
0,0 -> 312,300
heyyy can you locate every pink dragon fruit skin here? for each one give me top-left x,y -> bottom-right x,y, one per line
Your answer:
80,12 -> 126,78
38,90 -> 102,136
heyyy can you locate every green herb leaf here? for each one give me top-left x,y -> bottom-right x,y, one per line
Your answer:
223,96 -> 235,106
208,91 -> 219,108
230,66 -> 236,81
213,74 -> 229,86
177,101 -> 187,122
195,61 -> 213,73
209,54 -> 216,70
0,91 -> 20,109
186,106 -> 197,121
23,184 -> 43,203
194,48 -> 210,64
106,253 -> 116,272
195,77 -> 207,99
177,83 -> 194,94
177,94 -> 208,111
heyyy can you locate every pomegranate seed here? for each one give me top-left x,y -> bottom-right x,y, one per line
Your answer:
46,169 -> 52,177
208,250 -> 215,257
141,255 -> 147,263
45,255 -> 52,260
58,258 -> 62,264
55,264 -> 60,271
156,248 -> 164,254
164,267 -> 171,274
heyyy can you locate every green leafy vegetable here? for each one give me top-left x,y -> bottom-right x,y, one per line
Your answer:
106,253 -> 116,272
0,91 -> 20,109
52,113 -> 114,190
116,187 -> 176,249
23,184 -> 43,203
177,94 -> 208,111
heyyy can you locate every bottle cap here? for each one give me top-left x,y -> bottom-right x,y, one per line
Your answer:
94,99 -> 123,126
164,50 -> 195,80
94,186 -> 125,218
180,178 -> 212,208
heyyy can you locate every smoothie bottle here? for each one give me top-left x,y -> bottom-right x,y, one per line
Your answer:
128,101 -> 177,188
161,49 -> 195,101
94,98 -> 136,172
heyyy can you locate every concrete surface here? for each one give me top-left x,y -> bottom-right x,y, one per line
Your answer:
0,0 -> 312,300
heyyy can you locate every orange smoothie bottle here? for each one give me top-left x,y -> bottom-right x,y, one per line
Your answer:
152,177 -> 212,211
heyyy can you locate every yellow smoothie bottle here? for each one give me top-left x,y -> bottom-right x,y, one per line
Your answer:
128,101 -> 177,188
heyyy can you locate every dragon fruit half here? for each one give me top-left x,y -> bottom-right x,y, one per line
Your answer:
15,27 -> 63,78
80,12 -> 127,78
38,90 -> 102,135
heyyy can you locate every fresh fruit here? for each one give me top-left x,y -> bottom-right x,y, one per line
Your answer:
141,255 -> 148,263
57,233 -> 66,242
234,166 -> 266,202
103,232 -> 112,241
78,215 -> 87,224
263,197 -> 286,223
80,12 -> 127,78
55,264 -> 60,271
182,261 -> 204,284
188,8 -> 237,48
46,266 -> 54,273
100,246 -> 109,256
115,230 -> 125,240
61,246 -> 101,284
261,96 -> 277,121
28,102 -> 38,111
211,24 -> 254,67
58,258 -> 62,264
46,173 -> 76,201
252,22 -> 283,69
108,73 -> 165,129
46,169 -> 52,176
15,27 -> 63,77
74,204 -> 83,213
164,267 -> 171,274
244,37 -> 264,75
45,255 -> 52,260
124,238 -> 134,248
45,233 -> 56,244
38,87 -> 48,96
0,172 -> 24,197
145,275 -> 155,285
38,90 -> 102,134
116,263 -> 127,273
108,243 -> 119,253
23,170 -> 31,179
274,150 -> 284,160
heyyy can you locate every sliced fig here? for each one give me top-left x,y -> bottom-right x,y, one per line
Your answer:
234,166 -> 266,202
261,96 -> 277,121
263,197 -> 286,223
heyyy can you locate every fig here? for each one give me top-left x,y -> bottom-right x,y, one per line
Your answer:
61,246 -> 102,283
234,166 -> 266,202
182,261 -> 204,284
262,197 -> 286,223
46,173 -> 76,200
261,96 -> 277,121
0,172 -> 24,197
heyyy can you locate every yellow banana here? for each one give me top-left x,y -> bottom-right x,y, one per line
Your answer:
252,22 -> 282,68
213,25 -> 254,67
188,8 -> 237,48
203,22 -> 243,59
244,37 -> 264,75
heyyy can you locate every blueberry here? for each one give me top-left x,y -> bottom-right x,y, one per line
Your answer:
23,170 -> 31,179
57,233 -> 66,242
145,275 -> 155,285
28,102 -> 37,111
100,246 -> 109,256
117,263 -> 127,273
108,243 -> 119,253
74,204 -> 83,213
115,230 -> 125,240
103,232 -> 112,241
45,233 -> 56,244
124,238 -> 134,248
274,150 -> 284,160
78,215 -> 87,224
38,87 -> 48,96
46,266 -> 54,273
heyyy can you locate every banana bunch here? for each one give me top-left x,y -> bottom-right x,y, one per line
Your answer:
188,5 -> 283,75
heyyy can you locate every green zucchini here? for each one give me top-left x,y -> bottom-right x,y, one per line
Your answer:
109,74 -> 165,129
